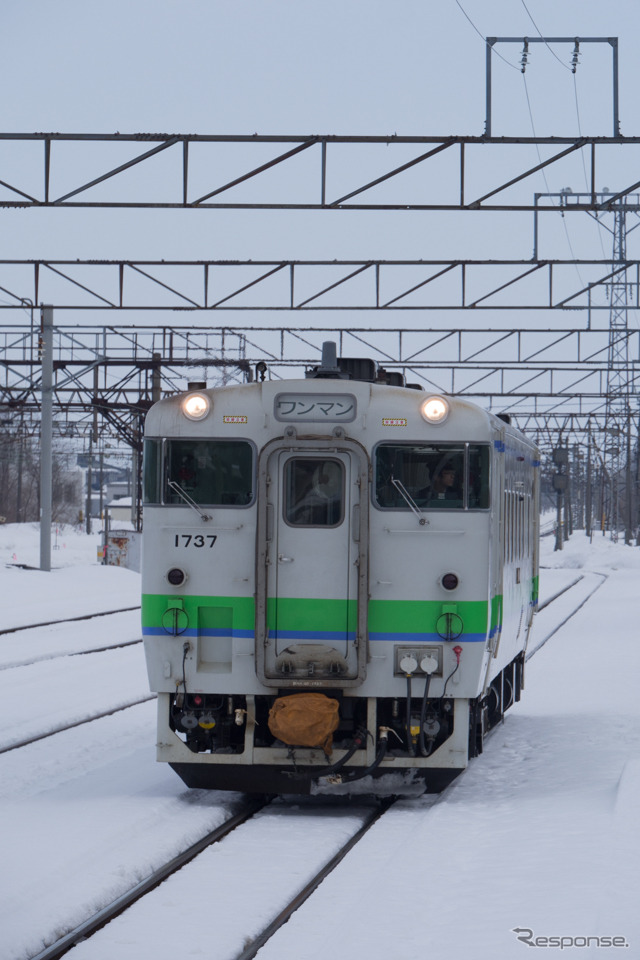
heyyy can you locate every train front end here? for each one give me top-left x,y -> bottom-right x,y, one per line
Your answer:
141,346 -> 538,795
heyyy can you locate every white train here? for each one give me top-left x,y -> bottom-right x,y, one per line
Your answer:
142,343 -> 539,795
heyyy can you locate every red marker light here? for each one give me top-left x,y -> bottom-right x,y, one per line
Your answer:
193,695 -> 203,707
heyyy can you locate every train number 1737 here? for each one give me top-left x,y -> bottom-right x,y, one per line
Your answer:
174,534 -> 218,548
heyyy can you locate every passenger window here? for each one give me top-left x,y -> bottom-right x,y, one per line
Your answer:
375,444 -> 489,510
165,440 -> 253,506
284,458 -> 344,527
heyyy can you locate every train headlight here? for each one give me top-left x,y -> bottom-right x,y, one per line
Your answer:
441,572 -> 459,591
421,396 -> 449,424
182,393 -> 210,421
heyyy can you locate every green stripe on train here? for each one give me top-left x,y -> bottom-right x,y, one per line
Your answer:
142,594 -> 495,636
142,594 -> 254,629
369,599 -> 490,635
142,595 -> 355,632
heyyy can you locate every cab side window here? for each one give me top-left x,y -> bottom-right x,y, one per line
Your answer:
164,440 -> 254,506
375,443 -> 489,510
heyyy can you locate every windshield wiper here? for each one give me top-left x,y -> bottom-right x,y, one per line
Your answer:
167,480 -> 212,521
391,477 -> 429,526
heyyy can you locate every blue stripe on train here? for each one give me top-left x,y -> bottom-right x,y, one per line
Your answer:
369,632 -> 487,643
143,627 -> 490,643
142,627 -> 254,638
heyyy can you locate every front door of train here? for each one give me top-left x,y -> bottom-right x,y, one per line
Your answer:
256,437 -> 369,687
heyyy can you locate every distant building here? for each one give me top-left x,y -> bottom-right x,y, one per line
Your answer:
105,480 -> 131,503
106,496 -> 134,525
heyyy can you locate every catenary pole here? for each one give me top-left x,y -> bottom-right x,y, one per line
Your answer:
39,305 -> 53,571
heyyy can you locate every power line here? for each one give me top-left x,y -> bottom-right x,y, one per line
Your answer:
519,0 -> 572,71
516,5 -> 610,262
521,73 -> 584,283
453,0 -> 520,71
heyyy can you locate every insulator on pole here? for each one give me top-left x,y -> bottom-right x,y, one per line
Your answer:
571,40 -> 580,74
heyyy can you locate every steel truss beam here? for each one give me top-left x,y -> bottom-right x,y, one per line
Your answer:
0,259 -> 639,312
0,404 -> 621,462
0,323 -> 625,467
1,133 -> 640,211
0,323 -> 636,419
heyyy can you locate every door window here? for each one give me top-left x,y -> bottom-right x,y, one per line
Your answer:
283,458 -> 345,527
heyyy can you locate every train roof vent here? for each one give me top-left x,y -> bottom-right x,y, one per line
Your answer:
306,341 -> 406,386
305,341 -> 348,380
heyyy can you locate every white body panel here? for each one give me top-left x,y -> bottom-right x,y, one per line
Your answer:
141,372 -> 539,794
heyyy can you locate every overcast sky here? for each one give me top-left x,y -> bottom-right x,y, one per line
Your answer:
2,1 -> 640,325
4,0 -> 639,135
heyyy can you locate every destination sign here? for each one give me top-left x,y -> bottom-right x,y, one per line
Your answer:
274,393 -> 357,422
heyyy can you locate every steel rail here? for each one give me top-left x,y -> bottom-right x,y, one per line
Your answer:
0,695 -> 155,756
0,638 -> 143,673
233,799 -> 396,960
526,572 -> 607,661
18,567 -> 603,960
28,799 -> 270,960
0,604 -> 141,636
536,574 -> 583,611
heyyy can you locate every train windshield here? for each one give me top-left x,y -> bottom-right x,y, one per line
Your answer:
144,439 -> 254,506
374,443 -> 490,510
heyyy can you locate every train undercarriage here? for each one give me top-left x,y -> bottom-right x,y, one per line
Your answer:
160,654 -> 525,796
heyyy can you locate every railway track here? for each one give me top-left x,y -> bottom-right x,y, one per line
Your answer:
0,605 -> 141,637
0,607 -> 143,672
13,571 -> 604,959
29,797 -> 394,960
527,570 -> 607,661
29,798 -> 270,960
0,694 -> 156,755
234,798 -> 394,960
0,635 -> 143,672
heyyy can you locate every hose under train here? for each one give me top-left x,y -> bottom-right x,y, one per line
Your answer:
287,728 -> 389,785
287,728 -> 368,780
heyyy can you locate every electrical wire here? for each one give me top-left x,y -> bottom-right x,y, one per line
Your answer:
522,72 -> 586,287
519,0 -> 572,72
405,673 -> 416,757
518,5 -> 612,275
454,0 -> 591,286
453,0 -> 520,71
181,642 -> 189,696
438,644 -> 463,702
418,672 -> 432,757
573,71 -> 611,262
441,660 -> 459,699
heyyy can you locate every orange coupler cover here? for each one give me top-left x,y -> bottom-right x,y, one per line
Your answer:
268,693 -> 340,756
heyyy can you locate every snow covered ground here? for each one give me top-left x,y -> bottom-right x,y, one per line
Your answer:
0,523 -> 639,959
0,523 -> 139,630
